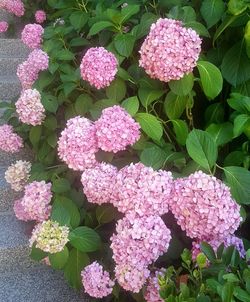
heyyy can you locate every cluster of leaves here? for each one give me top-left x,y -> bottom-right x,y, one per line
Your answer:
160,243 -> 250,302
2,0 -> 250,301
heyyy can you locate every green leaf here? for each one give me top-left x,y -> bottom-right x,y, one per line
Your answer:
70,37 -> 89,47
233,114 -> 250,137
223,273 -> 240,283
205,103 -> 225,124
184,21 -> 210,37
96,204 -> 118,224
221,41 -> 250,87
57,49 -> 75,61
29,125 -> 42,147
228,0 -> 248,15
186,129 -> 218,171
201,242 -> 216,262
69,227 -> 101,252
222,282 -> 235,302
120,4 -> 140,24
121,96 -> 139,116
106,78 -> 126,102
224,166 -> 250,204
171,119 -> 189,146
200,0 -> 225,28
228,93 -> 250,113
138,88 -> 165,108
44,116 -> 57,130
52,178 -> 71,193
30,245 -> 47,261
234,287 -> 250,302
69,12 -> 88,30
74,94 -> 93,115
213,14 -> 239,43
88,21 -> 114,36
168,73 -> 194,96
206,122 -> 233,146
64,248 -> 89,289
42,95 -> 58,113
49,246 -> 69,270
51,200 -> 71,226
140,145 -> 167,169
136,113 -> 163,141
164,92 -> 188,119
197,61 -> 223,99
114,33 -> 136,57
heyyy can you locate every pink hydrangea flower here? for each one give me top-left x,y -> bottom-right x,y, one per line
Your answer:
111,214 -> 171,268
35,10 -> 46,24
21,24 -> 44,49
81,162 -> 118,205
0,21 -> 8,33
192,235 -> 246,260
14,198 -> 31,221
170,171 -> 242,241
0,124 -> 23,153
80,47 -> 118,89
113,163 -> 173,216
16,89 -> 45,125
95,106 -> 141,153
17,49 -> 49,89
115,263 -> 150,293
144,270 -> 165,302
0,0 -> 25,17
139,18 -> 201,82
81,262 -> 115,298
58,116 -> 98,171
20,181 -> 52,222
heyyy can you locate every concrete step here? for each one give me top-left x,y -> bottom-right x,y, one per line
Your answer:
0,266 -> 89,301
0,211 -> 35,272
0,9 -> 14,23
0,57 -> 25,76
0,75 -> 21,100
0,39 -> 29,58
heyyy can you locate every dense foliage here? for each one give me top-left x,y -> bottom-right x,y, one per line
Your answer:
1,0 -> 250,301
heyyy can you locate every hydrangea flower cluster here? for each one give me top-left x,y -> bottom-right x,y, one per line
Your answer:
21,24 -> 44,49
29,220 -> 69,253
80,47 -> 118,89
144,270 -> 165,302
16,89 -> 45,125
17,49 -> 49,89
35,10 -> 46,24
95,106 -> 141,153
16,181 -> 52,222
192,235 -> 246,260
5,160 -> 31,191
111,214 -> 171,292
139,18 -> 201,82
58,116 -> 98,171
81,262 -> 115,298
170,171 -> 241,241
113,163 -> 173,216
14,198 -> 30,221
115,263 -> 150,293
0,21 -> 8,33
0,124 -> 23,153
81,162 -> 118,205
0,0 -> 25,17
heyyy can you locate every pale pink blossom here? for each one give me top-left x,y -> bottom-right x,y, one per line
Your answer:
14,198 -> 31,221
139,18 -> 201,82
144,270 -> 165,302
81,162 -> 118,204
95,106 -> 141,153
21,24 -> 44,49
0,0 -> 25,17
81,262 -> 115,298
20,181 -> 52,222
80,47 -> 118,89
0,124 -> 23,153
111,214 -> 171,268
35,10 -> 46,24
113,163 -> 173,216
58,116 -> 98,171
5,160 -> 31,191
0,21 -> 8,33
16,89 -> 45,125
171,171 -> 242,241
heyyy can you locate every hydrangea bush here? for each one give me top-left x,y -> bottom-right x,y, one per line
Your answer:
1,1 -> 250,301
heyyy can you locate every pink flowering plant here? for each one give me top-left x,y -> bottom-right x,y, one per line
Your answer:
1,1 -> 250,301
